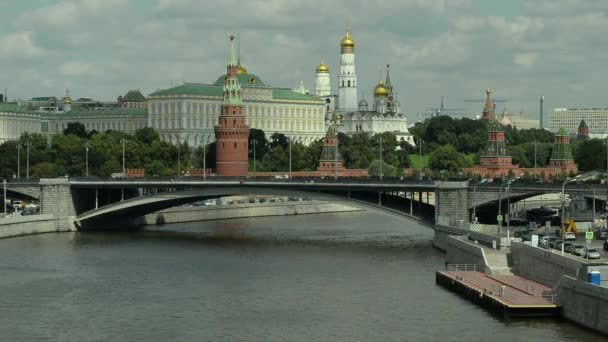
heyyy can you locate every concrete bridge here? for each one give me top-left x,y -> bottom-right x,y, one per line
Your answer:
5,178 -> 606,229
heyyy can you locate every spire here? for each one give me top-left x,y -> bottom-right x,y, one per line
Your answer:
228,35 -> 237,67
385,64 -> 392,88
482,88 -> 494,120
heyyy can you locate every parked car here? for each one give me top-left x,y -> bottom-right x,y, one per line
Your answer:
549,237 -> 560,249
573,244 -> 586,256
553,240 -> 565,250
563,242 -> 575,253
539,236 -> 551,248
603,240 -> 608,252
581,248 -> 601,260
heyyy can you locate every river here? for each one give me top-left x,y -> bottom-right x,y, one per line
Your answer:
0,210 -> 603,341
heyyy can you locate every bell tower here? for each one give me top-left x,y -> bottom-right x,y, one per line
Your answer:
337,30 -> 357,112
214,35 -> 250,176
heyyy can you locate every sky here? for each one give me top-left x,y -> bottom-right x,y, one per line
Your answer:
1,0 -> 607,123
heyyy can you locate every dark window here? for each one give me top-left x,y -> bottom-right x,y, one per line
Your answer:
347,80 -> 351,87
234,142 -> 237,149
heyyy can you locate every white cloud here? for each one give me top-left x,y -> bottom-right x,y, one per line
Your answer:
59,61 -> 99,77
513,52 -> 538,67
0,31 -> 45,58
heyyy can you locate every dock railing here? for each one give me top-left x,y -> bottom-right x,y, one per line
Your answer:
446,264 -> 477,272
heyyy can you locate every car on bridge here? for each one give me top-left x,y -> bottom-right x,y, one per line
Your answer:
581,248 -> 601,259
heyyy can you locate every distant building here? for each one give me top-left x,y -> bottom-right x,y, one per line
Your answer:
118,90 -> 147,109
551,107 -> 608,136
508,111 -> 539,130
577,120 -> 590,140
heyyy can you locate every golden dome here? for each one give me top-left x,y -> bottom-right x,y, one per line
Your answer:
236,62 -> 248,74
340,31 -> 355,51
373,80 -> 389,97
63,97 -> 72,104
316,59 -> 329,73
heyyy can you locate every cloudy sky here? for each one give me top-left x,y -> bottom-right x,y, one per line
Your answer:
1,0 -> 607,122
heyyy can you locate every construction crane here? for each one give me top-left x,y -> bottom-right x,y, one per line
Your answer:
417,96 -> 470,120
464,95 -> 508,112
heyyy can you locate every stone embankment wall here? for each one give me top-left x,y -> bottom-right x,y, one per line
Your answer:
0,214 -> 75,239
444,235 -> 489,273
143,201 -> 362,225
433,224 -> 470,251
511,242 -> 589,287
555,276 -> 608,335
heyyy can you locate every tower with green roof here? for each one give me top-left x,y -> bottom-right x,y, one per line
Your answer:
549,127 -> 577,173
214,35 -> 250,177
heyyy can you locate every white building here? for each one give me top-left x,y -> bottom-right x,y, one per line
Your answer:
313,30 -> 414,146
551,107 -> 608,136
148,65 -> 326,146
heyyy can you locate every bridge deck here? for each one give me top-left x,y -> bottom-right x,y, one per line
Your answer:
436,271 -> 558,317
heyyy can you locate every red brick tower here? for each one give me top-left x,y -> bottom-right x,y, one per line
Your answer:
317,123 -> 345,177
214,35 -> 250,176
482,88 -> 494,120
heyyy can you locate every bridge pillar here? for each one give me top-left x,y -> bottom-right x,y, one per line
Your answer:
40,178 -> 77,230
434,181 -> 470,227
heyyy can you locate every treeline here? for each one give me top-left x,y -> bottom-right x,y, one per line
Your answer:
0,124 -> 411,179
408,116 -> 590,175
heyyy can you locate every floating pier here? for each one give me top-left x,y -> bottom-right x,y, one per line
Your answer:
436,265 -> 560,317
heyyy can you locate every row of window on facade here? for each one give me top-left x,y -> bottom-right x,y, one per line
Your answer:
50,120 -> 145,132
340,80 -> 356,87
152,116 -> 324,132
149,102 -> 323,118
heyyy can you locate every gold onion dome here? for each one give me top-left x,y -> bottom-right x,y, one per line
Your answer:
373,80 -> 389,97
63,97 -> 72,104
340,31 -> 355,51
236,62 -> 248,74
316,60 -> 329,73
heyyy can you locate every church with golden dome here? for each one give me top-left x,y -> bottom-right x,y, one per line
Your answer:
314,31 -> 414,146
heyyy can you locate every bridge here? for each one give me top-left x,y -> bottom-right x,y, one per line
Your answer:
4,178 -> 607,229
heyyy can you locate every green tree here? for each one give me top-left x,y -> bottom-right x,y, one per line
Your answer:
31,162 -> 64,178
428,144 -> 468,173
135,127 -> 160,145
574,139 -> 606,171
63,122 -> 88,138
269,132 -> 289,149
249,128 -> 269,159
368,160 -> 398,177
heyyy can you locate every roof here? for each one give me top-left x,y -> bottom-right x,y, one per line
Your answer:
31,97 -> 57,101
0,103 -> 39,114
122,90 -> 146,102
578,120 -> 588,129
213,73 -> 267,87
150,82 -> 322,103
41,108 -> 147,119
556,127 -> 569,136
149,83 -> 223,97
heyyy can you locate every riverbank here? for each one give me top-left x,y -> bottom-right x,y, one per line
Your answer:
433,224 -> 608,335
0,214 -> 76,239
143,200 -> 363,225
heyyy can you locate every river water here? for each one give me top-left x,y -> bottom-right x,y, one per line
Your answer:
0,211 -> 603,341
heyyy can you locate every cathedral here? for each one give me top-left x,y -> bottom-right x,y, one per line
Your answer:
314,30 -> 415,146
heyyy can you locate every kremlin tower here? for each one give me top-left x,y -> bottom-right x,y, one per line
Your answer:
314,59 -> 331,97
482,88 -> 495,120
214,35 -> 250,176
337,30 -> 358,112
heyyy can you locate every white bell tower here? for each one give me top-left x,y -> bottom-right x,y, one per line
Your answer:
337,30 -> 357,112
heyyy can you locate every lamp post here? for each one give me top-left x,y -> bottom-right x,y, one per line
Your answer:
85,142 -> 90,177
534,140 -> 538,179
203,137 -> 207,180
3,179 -> 6,217
379,136 -> 383,181
16,144 -> 20,179
25,141 -> 30,179
418,138 -> 423,180
289,135 -> 292,180
251,139 -> 257,178
177,141 -> 181,178
561,177 -> 578,256
121,139 -> 126,177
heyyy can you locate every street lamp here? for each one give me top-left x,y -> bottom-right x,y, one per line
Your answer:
251,139 -> 257,178
25,141 -> 30,179
379,136 -> 383,181
121,138 -> 126,177
440,169 -> 446,181
203,137 -> 208,180
16,144 -> 21,179
177,141 -> 180,177
84,142 -> 90,177
3,179 -> 6,217
418,138 -> 423,180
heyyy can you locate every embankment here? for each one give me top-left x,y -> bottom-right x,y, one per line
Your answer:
143,201 -> 363,225
0,214 -> 76,239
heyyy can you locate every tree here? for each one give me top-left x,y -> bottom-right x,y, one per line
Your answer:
574,139 -> 606,171
31,162 -> 64,178
63,122 -> 88,138
269,132 -> 289,149
428,144 -> 468,173
368,160 -> 398,177
249,128 -> 269,159
135,127 -> 160,145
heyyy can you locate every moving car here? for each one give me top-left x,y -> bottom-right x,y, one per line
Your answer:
581,248 -> 601,260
